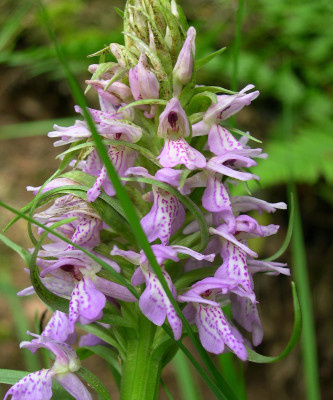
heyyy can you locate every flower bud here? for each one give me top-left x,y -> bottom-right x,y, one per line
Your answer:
158,97 -> 190,138
86,80 -> 133,105
129,53 -> 160,101
173,27 -> 196,96
110,43 -> 138,68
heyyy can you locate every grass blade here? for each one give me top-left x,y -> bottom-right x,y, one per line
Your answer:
246,282 -> 301,363
173,350 -> 202,400
290,185 -> 321,399
0,118 -> 75,140
0,271 -> 41,372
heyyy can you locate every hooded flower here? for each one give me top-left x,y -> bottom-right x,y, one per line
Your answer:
19,246 -> 136,331
4,333 -> 92,400
192,84 -> 260,136
178,279 -> 248,360
111,244 -> 215,339
157,98 -> 206,169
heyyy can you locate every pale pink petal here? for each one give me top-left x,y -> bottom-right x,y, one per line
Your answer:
55,372 -> 93,400
231,294 -> 263,346
4,369 -> 53,400
208,124 -> 243,155
139,270 -> 182,340
196,305 -> 247,360
141,187 -> 185,245
216,240 -> 255,301
69,277 -> 106,331
157,137 -> 206,170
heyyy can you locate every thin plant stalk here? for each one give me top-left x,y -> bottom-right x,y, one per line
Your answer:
283,99 -> 321,400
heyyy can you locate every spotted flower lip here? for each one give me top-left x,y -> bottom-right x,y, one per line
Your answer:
178,280 -> 248,360
140,186 -> 185,246
41,311 -> 76,344
157,136 -> 207,170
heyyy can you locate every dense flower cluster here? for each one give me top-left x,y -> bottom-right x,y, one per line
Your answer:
5,1 -> 289,398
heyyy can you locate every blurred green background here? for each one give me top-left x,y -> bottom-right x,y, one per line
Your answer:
0,0 -> 332,399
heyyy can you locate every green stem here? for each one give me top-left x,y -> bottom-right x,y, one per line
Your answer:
290,185 -> 321,400
283,94 -> 321,400
120,315 -> 162,400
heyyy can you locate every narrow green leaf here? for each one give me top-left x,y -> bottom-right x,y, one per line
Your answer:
0,3 -> 31,52
0,233 -> 31,265
88,46 -> 111,58
85,62 -> 121,94
118,98 -> 168,112
187,91 -> 217,115
195,47 -> 227,69
246,282 -> 301,363
290,184 -> 321,400
78,323 -> 125,358
0,117 -> 75,140
77,367 -> 111,400
174,267 -> 216,290
0,271 -> 41,372
173,350 -> 202,400
114,7 -> 124,18
227,126 -> 262,144
161,379 -> 175,400
77,346 -> 121,388
194,86 -> 238,95
263,193 -> 294,261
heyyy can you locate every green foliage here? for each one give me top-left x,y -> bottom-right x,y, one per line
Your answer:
245,122 -> 333,191
0,0 -> 123,78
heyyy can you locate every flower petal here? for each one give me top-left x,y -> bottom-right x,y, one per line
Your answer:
231,294 -> 263,346
196,305 -> 247,360
216,240 -> 255,301
54,372 -> 93,400
208,125 -> 243,156
42,311 -> 72,343
4,369 -> 53,400
68,216 -> 103,250
157,137 -> 206,170
69,277 -> 106,331
139,271 -> 182,340
141,187 -> 185,245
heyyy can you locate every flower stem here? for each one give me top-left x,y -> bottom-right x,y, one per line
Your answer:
120,315 -> 162,400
